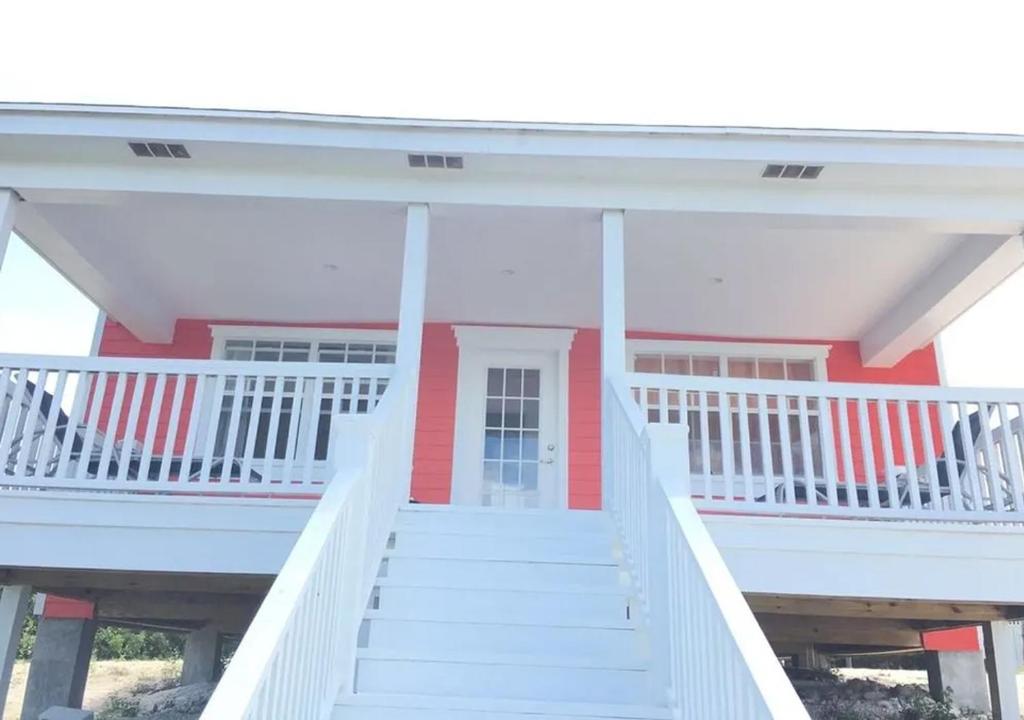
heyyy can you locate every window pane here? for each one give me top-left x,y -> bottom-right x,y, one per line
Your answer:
691,356 -> 720,377
505,369 -> 523,397
727,358 -> 756,378
758,359 -> 785,380
663,355 -> 690,375
786,360 -> 815,381
634,355 -> 662,373
487,369 -> 504,396
522,370 -> 540,398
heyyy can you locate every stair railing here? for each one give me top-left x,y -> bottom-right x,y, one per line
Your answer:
200,374 -> 413,720
605,378 -> 809,719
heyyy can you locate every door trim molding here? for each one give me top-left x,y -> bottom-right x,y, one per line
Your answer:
450,325 -> 577,508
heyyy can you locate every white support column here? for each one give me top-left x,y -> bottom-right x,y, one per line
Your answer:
0,585 -> 32,713
395,203 -> 430,500
601,209 -> 626,511
983,620 -> 1021,720
0,189 -> 18,274
396,203 -> 430,374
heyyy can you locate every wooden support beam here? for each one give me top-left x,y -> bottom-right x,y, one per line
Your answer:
0,568 -> 273,596
747,593 -> 1016,623
756,613 -> 926,649
0,189 -> 16,275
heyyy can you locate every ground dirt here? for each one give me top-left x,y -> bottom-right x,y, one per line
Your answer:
3,659 -> 181,720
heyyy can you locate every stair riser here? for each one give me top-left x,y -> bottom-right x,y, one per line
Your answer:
374,585 -> 629,625
392,531 -> 615,563
355,658 -> 651,704
396,509 -> 612,536
382,557 -> 623,590
334,708 -> 658,720
362,619 -> 645,662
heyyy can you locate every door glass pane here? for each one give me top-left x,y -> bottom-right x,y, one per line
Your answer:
663,355 -> 690,375
692,356 -> 720,377
635,355 -> 663,373
786,360 -> 815,381
481,366 -> 542,508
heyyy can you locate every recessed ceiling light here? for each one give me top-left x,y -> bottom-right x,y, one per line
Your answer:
711,277 -> 724,284
323,263 -> 339,272
500,269 -> 516,276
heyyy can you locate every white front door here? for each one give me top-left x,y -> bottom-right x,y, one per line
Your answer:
452,347 -> 563,509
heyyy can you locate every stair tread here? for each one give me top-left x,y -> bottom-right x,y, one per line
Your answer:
373,577 -> 631,596
356,647 -> 646,670
364,609 -> 634,630
337,693 -> 671,719
384,549 -> 618,566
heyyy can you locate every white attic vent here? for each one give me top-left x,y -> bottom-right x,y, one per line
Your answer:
408,153 -> 463,170
129,142 -> 191,159
762,163 -> 823,180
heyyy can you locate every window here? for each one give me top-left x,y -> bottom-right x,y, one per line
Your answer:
210,330 -> 396,464
629,341 -> 829,479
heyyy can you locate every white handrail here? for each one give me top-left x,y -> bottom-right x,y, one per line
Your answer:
628,371 -> 1024,522
606,378 -> 809,719
0,354 -> 393,493
200,374 -> 412,720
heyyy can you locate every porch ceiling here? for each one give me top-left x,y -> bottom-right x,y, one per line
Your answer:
12,193 -> 1021,363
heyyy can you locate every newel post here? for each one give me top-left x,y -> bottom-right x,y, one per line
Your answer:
644,422 -> 688,704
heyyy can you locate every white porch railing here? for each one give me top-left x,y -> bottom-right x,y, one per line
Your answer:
605,379 -> 809,718
629,372 -> 1024,522
0,354 -> 392,494
200,373 -> 413,720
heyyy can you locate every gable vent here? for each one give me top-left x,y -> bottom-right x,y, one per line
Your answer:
762,163 -> 823,180
408,153 -> 463,170
129,142 -> 191,159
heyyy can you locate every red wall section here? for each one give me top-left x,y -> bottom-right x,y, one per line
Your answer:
569,330 -> 602,509
410,324 -> 459,504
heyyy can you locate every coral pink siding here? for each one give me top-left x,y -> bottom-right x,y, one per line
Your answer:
99,319 -> 941,505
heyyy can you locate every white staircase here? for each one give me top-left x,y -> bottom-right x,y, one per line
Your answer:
333,504 -> 671,720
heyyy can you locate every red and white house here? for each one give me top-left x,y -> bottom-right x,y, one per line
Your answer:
1,104 -> 1024,719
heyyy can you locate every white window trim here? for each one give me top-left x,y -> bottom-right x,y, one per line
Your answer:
625,339 -> 831,380
210,325 -> 398,359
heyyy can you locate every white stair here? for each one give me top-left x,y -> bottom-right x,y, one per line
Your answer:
334,504 -> 668,720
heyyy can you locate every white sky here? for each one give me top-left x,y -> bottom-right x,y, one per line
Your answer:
0,0 -> 1022,383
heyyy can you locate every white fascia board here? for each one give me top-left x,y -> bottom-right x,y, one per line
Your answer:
5,104 -> 1024,168
860,234 -> 1024,367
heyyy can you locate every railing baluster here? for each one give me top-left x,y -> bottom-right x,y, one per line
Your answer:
796,394 -> 816,506
14,369 -> 48,477
757,393 -> 775,506
776,393 -> 795,504
957,401 -> 984,512
877,399 -> 900,509
179,374 -> 207,484
917,400 -> 942,510
199,373 -> 228,484
718,390 -> 735,499
698,391 -> 711,499
76,372 -> 109,482
857,397 -> 880,509
281,375 -> 305,486
301,377 -> 325,486
977,401 -> 1004,512
819,395 -> 839,507
839,399 -> 856,507
240,375 -> 267,488
137,373 -> 167,485
219,373 -> 247,484
116,372 -> 149,483
159,374 -> 188,485
737,392 -> 753,502
938,401 -> 964,512
96,372 -> 128,482
0,369 -> 29,476
896,399 -> 921,509
35,370 -> 68,477
997,403 -> 1024,512
262,374 -> 286,485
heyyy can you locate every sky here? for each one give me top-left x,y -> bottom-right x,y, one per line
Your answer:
0,1 -> 1022,384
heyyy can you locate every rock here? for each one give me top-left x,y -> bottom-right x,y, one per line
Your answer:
133,682 -> 215,718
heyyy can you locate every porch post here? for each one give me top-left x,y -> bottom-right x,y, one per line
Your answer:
396,203 -> 430,498
0,189 -> 18,273
982,620 -> 1021,720
0,585 -> 32,713
601,209 -> 626,511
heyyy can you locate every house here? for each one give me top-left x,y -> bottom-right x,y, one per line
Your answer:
0,103 -> 1023,719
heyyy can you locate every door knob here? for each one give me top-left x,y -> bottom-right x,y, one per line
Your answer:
540,458 -> 555,465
